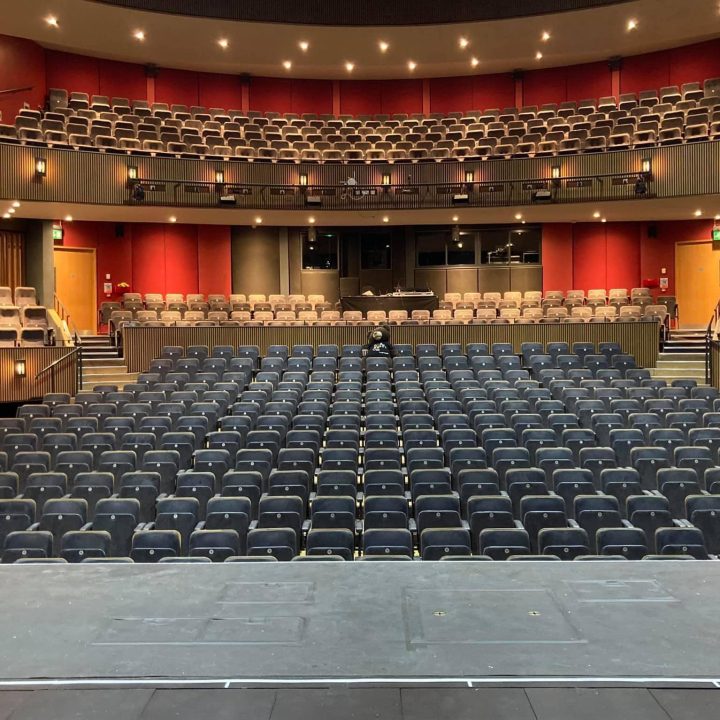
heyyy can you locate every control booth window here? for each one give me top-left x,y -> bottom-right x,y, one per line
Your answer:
480,226 -> 541,264
303,231 -> 338,269
416,229 -> 477,266
360,232 -> 392,270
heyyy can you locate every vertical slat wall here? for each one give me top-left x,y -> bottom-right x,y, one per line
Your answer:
2,142 -> 719,210
124,322 -> 660,373
0,348 -> 78,402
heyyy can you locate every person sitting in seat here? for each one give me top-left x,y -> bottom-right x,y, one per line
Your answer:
365,326 -> 395,358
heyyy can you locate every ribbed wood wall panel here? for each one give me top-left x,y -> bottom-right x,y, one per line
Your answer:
2,142 -> 718,211
711,341 -> 720,390
0,348 -> 79,403
124,322 -> 659,373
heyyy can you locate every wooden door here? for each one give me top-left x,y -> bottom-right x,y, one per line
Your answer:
54,247 -> 97,335
676,241 -> 720,328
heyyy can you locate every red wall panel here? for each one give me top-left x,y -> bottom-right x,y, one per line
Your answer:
45,50 -> 99,97
131,225 -> 167,295
523,67 -> 568,107
566,61 -> 611,102
605,222 -> 641,290
471,73 -> 515,111
339,81 -> 378,116
669,39 -> 720,88
290,79 -> 333,115
198,225 -> 232,296
163,225 -> 199,295
572,224 -> 608,291
620,50 -> 671,95
154,67 -> 199,107
541,223 -> 574,292
97,59 -> 147,102
429,76 -> 474,114
198,72 -> 243,111
0,34 -> 46,119
249,77 -> 293,113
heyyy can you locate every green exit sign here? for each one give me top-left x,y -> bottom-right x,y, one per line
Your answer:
713,227 -> 720,244
52,224 -> 64,242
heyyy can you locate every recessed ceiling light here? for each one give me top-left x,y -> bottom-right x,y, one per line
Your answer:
515,213 -> 523,220
133,29 -> 145,41
627,18 -> 638,31
601,218 -> 607,223
452,215 -> 459,222
715,214 -> 720,221
299,41 -> 309,52
695,209 -> 703,217
8,208 -> 15,214
470,57 -> 480,68
345,62 -> 355,73
282,60 -> 292,70
382,216 -> 389,223
378,41 -> 389,53
593,211 -> 601,218
407,60 -> 417,71
521,220 -> 526,225
541,31 -> 551,42
11,201 -> 20,208
255,216 -> 263,224
459,37 -> 469,49
2,213 -> 10,219
45,15 -> 59,28
218,38 -> 229,49
169,216 -> 177,223
64,215 -> 73,222
535,51 -> 543,60
308,217 -> 316,224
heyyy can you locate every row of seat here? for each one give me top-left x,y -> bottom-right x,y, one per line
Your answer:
1,339 -> 719,560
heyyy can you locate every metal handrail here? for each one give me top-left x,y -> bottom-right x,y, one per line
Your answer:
0,86 -> 33,96
35,346 -> 83,394
705,300 -> 720,384
54,293 -> 80,344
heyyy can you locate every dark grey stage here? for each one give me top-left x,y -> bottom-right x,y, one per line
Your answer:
1,561 -> 719,719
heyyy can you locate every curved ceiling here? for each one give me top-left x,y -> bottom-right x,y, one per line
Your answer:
5,0 -> 720,79
92,0 -> 631,26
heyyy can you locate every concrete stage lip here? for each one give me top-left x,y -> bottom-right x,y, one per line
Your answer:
1,560 -> 719,688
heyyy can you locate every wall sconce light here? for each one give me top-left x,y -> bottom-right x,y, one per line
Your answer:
127,166 -> 138,181
464,169 -> 474,184
14,359 -> 26,377
215,169 -> 225,184
299,173 -> 308,187
35,158 -> 47,177
641,159 -> 651,174
551,166 -> 560,180
381,173 -> 391,186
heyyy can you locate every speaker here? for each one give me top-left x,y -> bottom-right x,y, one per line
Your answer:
115,223 -> 125,238
647,224 -> 657,238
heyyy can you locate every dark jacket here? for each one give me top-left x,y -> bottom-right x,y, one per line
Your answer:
365,326 -> 395,358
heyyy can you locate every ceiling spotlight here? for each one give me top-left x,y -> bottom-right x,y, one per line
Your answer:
515,213 -> 523,220
459,37 -> 469,49
521,220 -> 526,225
299,41 -> 309,52
45,15 -> 59,28
695,210 -> 702,217
133,29 -> 145,41
452,215 -> 459,222
382,216 -> 389,223
282,60 -> 292,70
255,216 -> 263,224
715,215 -> 720,221
541,31 -> 551,42
7,208 -> 15,214
345,62 -> 355,73
308,217 -> 316,224
11,201 -> 20,208
535,51 -> 543,61
601,218 -> 607,223
218,38 -> 229,49
2,213 -> 10,220
64,215 -> 73,222
169,216 -> 177,223
407,60 -> 417,71
470,57 -> 480,68
593,211 -> 601,218
379,41 -> 389,53
627,18 -> 638,31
